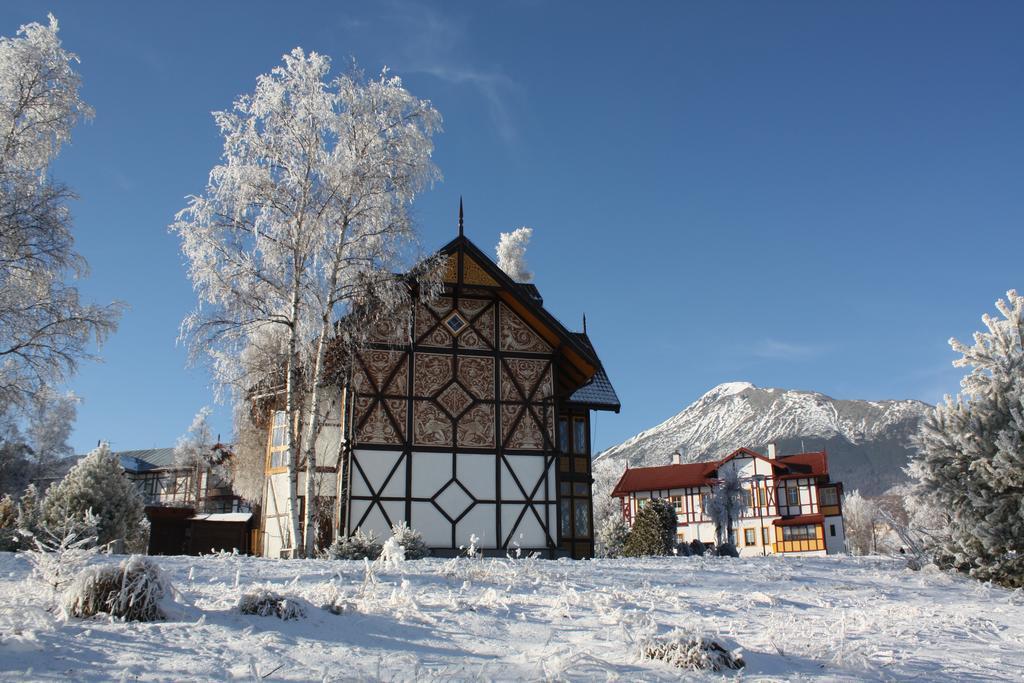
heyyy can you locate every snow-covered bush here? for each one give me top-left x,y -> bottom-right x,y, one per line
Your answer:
716,542 -> 739,558
674,541 -> 691,557
622,499 -> 676,557
596,513 -> 629,558
325,529 -> 382,561
377,535 -> 405,569
238,587 -> 307,620
388,521 -> 429,560
910,290 -> 1024,587
689,539 -> 707,556
639,631 -> 745,672
62,555 -> 172,621
41,442 -> 148,552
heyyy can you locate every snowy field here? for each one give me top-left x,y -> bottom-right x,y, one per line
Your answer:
1,551 -> 1022,681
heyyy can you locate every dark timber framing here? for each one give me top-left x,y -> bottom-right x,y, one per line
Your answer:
337,223 -> 618,559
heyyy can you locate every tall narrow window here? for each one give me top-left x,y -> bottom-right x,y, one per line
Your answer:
819,487 -> 838,507
558,417 -> 569,453
573,417 -> 586,454
268,410 -> 291,470
560,499 -> 571,537
786,486 -> 800,507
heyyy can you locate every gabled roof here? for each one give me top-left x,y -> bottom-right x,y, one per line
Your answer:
611,447 -> 833,496
434,231 -> 604,391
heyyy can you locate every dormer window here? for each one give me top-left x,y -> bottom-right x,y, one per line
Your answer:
443,311 -> 468,335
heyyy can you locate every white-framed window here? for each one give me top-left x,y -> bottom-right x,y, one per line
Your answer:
786,486 -> 800,507
268,411 -> 291,470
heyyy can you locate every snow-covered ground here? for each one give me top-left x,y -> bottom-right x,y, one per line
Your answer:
1,551 -> 1021,681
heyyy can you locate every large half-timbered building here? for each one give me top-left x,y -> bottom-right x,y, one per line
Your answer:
260,217 -> 620,558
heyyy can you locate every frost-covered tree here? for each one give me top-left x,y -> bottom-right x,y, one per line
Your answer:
173,49 -> 441,557
909,290 -> 1024,587
0,389 -> 76,495
25,389 -> 77,479
0,405 -> 31,495
0,15 -> 121,414
596,512 -> 629,558
622,499 -> 676,557
230,401 -> 268,506
703,467 -> 745,546
173,406 -> 220,508
842,490 -> 880,555
495,227 -> 532,282
41,442 -> 148,552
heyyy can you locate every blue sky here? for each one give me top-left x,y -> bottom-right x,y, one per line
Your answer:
3,2 -> 1022,455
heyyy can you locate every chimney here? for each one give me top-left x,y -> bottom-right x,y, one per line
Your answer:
672,450 -> 682,465
767,443 -> 777,460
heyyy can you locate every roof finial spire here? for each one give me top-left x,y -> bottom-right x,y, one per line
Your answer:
458,196 -> 464,237
582,312 -> 587,334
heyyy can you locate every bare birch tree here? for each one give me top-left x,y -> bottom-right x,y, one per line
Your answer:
173,49 -> 441,557
0,15 -> 122,413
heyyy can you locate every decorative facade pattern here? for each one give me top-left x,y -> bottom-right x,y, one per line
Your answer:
329,232 -> 617,560
499,303 -> 551,353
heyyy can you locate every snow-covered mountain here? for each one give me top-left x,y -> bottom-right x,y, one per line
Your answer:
595,382 -> 931,495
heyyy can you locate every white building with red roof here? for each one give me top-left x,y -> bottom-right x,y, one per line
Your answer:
611,445 -> 845,556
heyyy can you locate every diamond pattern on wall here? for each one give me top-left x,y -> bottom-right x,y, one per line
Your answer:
437,382 -> 472,418
435,479 -> 473,520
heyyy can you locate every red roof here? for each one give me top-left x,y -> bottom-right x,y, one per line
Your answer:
775,451 -> 828,477
611,448 -> 832,497
610,462 -> 713,497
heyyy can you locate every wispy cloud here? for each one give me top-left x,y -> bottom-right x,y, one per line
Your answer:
356,0 -> 524,147
750,339 -> 828,360
412,65 -> 522,145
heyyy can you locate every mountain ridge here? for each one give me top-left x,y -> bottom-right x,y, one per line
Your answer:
594,382 -> 931,496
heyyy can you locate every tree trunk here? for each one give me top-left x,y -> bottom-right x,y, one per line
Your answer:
285,282 -> 303,558
300,220 -> 348,557
300,320 -> 330,557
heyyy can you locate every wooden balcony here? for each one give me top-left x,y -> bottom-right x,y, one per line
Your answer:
773,538 -> 825,553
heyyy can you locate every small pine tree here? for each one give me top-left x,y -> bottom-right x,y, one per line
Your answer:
622,499 -> 676,557
325,529 -> 382,560
17,483 -> 41,537
41,442 -> 148,552
910,290 -> 1024,587
652,498 -> 679,551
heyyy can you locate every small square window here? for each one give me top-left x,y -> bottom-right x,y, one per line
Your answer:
443,311 -> 467,335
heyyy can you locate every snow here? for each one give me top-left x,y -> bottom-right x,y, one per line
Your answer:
187,513 -> 252,523
1,551 -> 1021,680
